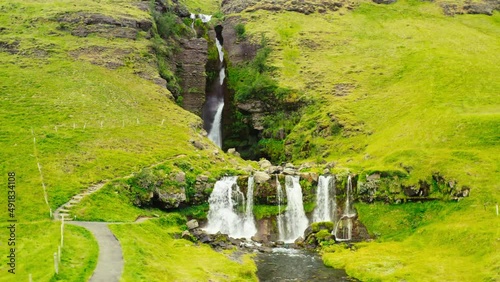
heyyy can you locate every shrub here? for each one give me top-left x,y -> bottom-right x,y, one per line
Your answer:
234,23 -> 246,41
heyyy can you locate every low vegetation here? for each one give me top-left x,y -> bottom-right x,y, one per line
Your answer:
239,0 -> 498,280
109,216 -> 258,282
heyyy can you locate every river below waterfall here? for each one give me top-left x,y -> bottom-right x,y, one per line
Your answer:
255,248 -> 356,282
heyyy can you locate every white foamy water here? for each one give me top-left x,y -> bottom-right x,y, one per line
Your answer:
205,177 -> 256,238
312,175 -> 336,222
279,176 -> 309,243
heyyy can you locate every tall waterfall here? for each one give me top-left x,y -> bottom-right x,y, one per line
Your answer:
279,176 -> 309,243
205,34 -> 225,147
276,175 -> 285,239
334,175 -> 356,241
205,177 -> 256,238
312,175 -> 336,223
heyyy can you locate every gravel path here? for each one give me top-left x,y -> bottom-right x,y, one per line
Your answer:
69,221 -> 123,282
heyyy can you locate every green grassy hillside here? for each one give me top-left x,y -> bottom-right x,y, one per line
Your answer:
236,0 -> 499,280
0,0 -> 249,280
1,0 -> 498,281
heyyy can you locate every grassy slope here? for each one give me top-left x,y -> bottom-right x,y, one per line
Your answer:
0,0 -> 254,280
0,222 -> 98,282
238,1 -> 499,280
109,217 -> 257,282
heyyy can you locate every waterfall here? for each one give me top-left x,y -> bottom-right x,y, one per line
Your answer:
190,13 -> 195,33
243,176 -> 257,235
207,102 -> 224,147
276,175 -> 285,240
205,177 -> 256,238
312,175 -> 336,223
344,175 -> 356,217
279,176 -> 309,243
334,175 -> 356,241
215,37 -> 224,63
205,35 -> 225,147
199,14 -> 212,23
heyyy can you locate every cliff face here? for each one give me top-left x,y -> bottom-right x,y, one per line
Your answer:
175,38 -> 208,115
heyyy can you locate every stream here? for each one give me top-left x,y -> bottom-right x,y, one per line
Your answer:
255,248 -> 356,282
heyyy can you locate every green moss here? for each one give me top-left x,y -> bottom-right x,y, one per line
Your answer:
311,221 -> 334,233
316,229 -> 331,241
253,204 -> 283,219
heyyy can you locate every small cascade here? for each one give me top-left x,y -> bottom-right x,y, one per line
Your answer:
243,176 -> 257,235
199,14 -> 212,23
190,13 -> 195,33
312,175 -> 336,223
279,176 -> 309,243
334,175 -> 356,241
215,37 -> 224,63
343,175 -> 356,217
276,175 -> 285,239
205,177 -> 256,238
203,26 -> 226,148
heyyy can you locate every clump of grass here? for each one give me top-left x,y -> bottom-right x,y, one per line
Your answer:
234,23 -> 246,41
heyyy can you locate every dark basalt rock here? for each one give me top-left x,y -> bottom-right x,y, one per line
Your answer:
372,0 -> 397,4
0,40 -> 19,54
175,38 -> 208,115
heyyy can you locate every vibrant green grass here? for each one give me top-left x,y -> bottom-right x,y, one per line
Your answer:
0,1 -> 254,281
109,217 -> 258,282
0,221 -> 98,282
240,1 -> 499,280
323,200 -> 499,281
181,0 -> 220,14
242,1 -> 499,191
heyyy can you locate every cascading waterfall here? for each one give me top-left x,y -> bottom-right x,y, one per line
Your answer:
205,176 -> 256,238
207,102 -> 224,147
190,13 -> 195,33
276,175 -> 285,239
279,176 -> 309,242
243,176 -> 257,235
204,27 -> 225,147
334,175 -> 356,241
312,175 -> 336,223
343,175 -> 356,217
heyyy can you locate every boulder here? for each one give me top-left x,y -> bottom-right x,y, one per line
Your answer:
372,0 -> 397,4
200,235 -> 212,243
191,140 -> 206,150
155,187 -> 186,209
283,168 -> 296,175
254,171 -> 271,184
175,171 -> 186,183
197,175 -> 209,182
186,219 -> 199,230
181,230 -> 191,240
259,159 -> 272,170
294,236 -> 304,247
258,247 -> 273,253
266,166 -> 281,174
227,148 -> 241,157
